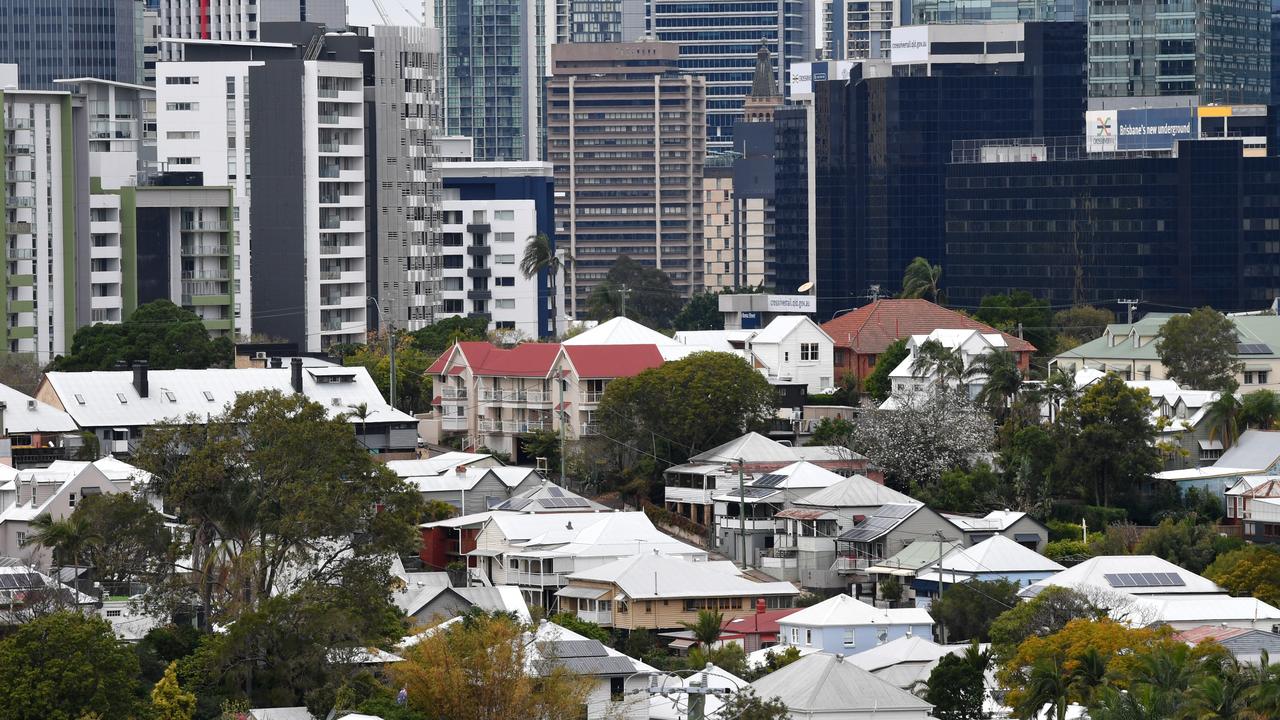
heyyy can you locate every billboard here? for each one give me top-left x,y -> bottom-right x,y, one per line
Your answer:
766,295 -> 817,313
890,26 -> 930,65
1086,107 -> 1195,153
789,60 -> 856,96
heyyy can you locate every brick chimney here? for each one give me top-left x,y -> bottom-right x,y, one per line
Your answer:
132,360 -> 149,398
290,357 -> 303,394
757,598 -> 766,614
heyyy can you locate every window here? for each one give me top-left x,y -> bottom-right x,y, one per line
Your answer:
1246,372 -> 1255,384
495,210 -> 515,221
645,601 -> 652,613
495,277 -> 515,287
790,628 -> 799,644
495,255 -> 515,265
203,391 -> 215,402
443,277 -> 464,291
16,531 -> 25,547
842,630 -> 854,647
167,157 -> 195,165
784,352 -> 789,362
165,102 -> 199,111
166,131 -> 200,140
495,232 -> 515,243
165,76 -> 199,84
610,676 -> 625,702
805,629 -> 812,646
443,256 -> 464,269
106,609 -> 123,617
496,299 -> 515,309
68,493 -> 76,508
1262,371 -> 1271,384
800,343 -> 819,361
443,299 -> 464,313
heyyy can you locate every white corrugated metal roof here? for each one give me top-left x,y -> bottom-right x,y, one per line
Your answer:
1020,555 -> 1222,599
918,536 -> 1063,577
43,367 -> 415,428
795,473 -> 916,509
564,552 -> 798,600
562,316 -> 676,346
780,593 -> 934,628
0,383 -> 76,434
750,652 -> 933,713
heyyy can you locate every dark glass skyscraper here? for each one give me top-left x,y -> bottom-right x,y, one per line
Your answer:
0,0 -> 143,89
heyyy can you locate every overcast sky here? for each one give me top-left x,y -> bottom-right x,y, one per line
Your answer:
346,0 -> 425,27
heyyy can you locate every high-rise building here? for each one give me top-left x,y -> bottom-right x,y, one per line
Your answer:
830,0 -> 896,59
436,156 -> 561,337
0,0 -> 145,90
547,42 -> 706,316
367,26 -> 445,334
156,0 -> 349,58
772,22 -> 1088,319
436,0 -> 546,161
1088,0 -> 1269,103
944,138 -> 1280,311
648,0 -> 813,150
554,0 -> 646,43
907,0 -> 1083,24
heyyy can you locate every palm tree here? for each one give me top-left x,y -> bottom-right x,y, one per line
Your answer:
1203,393 -> 1243,450
520,233 -> 567,336
901,256 -> 942,302
678,608 -> 725,648
968,348 -> 1023,420
1243,651 -> 1280,719
1240,389 -> 1280,430
1015,654 -> 1073,720
1040,367 -> 1080,423
346,402 -> 371,448
24,512 -> 99,593
1069,646 -> 1111,708
911,339 -> 966,388
1184,658 -> 1256,720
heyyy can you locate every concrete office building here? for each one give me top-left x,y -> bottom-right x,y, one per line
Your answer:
648,0 -> 813,149
830,0 -> 896,60
547,42 -> 705,316
1088,0 -> 1269,103
555,0 -> 646,43
907,0 -> 1084,24
156,0 -> 348,58
436,156 -> 561,337
436,0 -> 545,162
367,26 -> 445,333
0,0 -> 145,90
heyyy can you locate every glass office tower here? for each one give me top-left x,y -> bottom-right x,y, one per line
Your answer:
0,0 -> 143,89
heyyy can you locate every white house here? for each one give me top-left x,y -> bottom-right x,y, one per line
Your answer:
913,536 -> 1065,597
750,651 -> 934,720
385,459 -> 544,515
778,594 -> 935,655
846,635 -> 975,689
0,382 -> 77,468
713,460 -> 847,566
531,620 -> 656,720
883,328 -> 1019,408
674,315 -> 835,393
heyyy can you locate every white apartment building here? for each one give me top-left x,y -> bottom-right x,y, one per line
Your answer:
437,159 -> 559,338
155,57 -> 255,336
157,0 -> 348,59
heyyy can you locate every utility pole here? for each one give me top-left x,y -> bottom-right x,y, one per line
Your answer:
644,664 -> 727,720
738,458 -> 748,569
558,370 -> 566,481
935,530 -> 947,644
388,317 -> 396,409
620,283 -> 629,319
1118,298 -> 1141,324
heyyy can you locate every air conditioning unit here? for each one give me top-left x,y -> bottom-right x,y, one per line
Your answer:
26,399 -> 36,410
331,397 -> 341,406
254,351 -> 268,360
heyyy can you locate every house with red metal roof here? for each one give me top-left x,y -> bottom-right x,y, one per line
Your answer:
425,338 -> 666,456
820,299 -> 1035,381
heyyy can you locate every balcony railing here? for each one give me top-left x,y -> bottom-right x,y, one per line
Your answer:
833,556 -> 880,573
6,247 -> 36,259
319,270 -> 342,280
5,144 -> 34,155
318,142 -> 340,152
317,87 -> 340,99
441,387 -> 468,400
583,391 -> 605,404
6,196 -> 34,208
319,242 -> 351,255
509,570 -> 565,587
181,221 -> 229,232
181,244 -> 229,256
318,113 -> 340,125
181,270 -> 229,281
580,423 -> 600,436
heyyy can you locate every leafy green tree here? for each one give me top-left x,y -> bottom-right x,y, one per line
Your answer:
53,299 -> 233,370
901,256 -> 943,302
1203,393 -> 1243,449
929,579 -> 1019,643
549,612 -> 613,644
135,624 -> 204,684
743,646 -> 803,682
997,424 -> 1057,515
679,608 -> 725,647
1133,517 -> 1241,575
1155,308 -> 1242,393
974,292 -> 1052,356
916,463 -> 1003,514
673,291 -> 725,331
717,689 -> 789,720
968,349 -> 1023,420
151,661 -> 196,720
23,511 -> 99,582
1052,306 -> 1115,351
586,255 -> 683,329
924,643 -> 991,720
864,338 -> 910,402
131,390 -> 423,630
519,429 -> 562,474
912,338 -> 966,387
989,586 -> 1098,663
1052,373 -> 1160,507
520,233 -> 566,337
408,315 -> 490,354
0,352 -> 42,395
65,492 -> 171,585
805,416 -> 855,447
0,611 -> 143,720
1204,545 -> 1280,606
1241,389 -> 1280,430
594,352 -> 776,487
343,331 -> 434,413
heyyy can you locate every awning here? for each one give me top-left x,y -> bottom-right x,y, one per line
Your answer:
448,367 -> 465,375
667,638 -> 696,650
466,548 -> 503,557
1014,533 -> 1041,543
776,508 -> 836,520
555,585 -> 611,599
864,566 -> 916,576
432,395 -> 442,405
1199,440 -> 1225,451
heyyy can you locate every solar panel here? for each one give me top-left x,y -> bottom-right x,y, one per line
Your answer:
548,487 -> 564,497
1104,572 -> 1185,589
1238,343 -> 1273,355
838,515 -> 902,543
876,503 -> 918,519
754,474 -> 787,488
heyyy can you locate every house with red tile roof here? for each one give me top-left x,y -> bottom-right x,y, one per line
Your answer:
425,339 -> 667,457
820,299 -> 1035,381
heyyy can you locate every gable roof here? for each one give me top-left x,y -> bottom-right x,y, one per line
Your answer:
690,432 -> 797,464
867,540 -> 965,575
1020,555 -> 1222,599
780,593 -> 934,628
918,536 -> 1063,579
1058,313 -> 1280,363
846,635 -> 971,673
563,316 -> 676,346
750,652 -> 934,713
560,344 -> 665,379
1216,429 -> 1280,470
491,481 -> 609,512
429,341 -> 562,378
837,503 -> 929,543
942,510 -> 1035,533
0,383 -> 77,434
750,315 -> 830,345
721,607 -> 800,637
822,298 -> 1035,355
796,473 -> 915,509
562,553 -> 798,600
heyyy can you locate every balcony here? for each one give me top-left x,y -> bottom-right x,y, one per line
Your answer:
466,222 -> 491,234
478,419 -> 499,433
318,113 -> 340,125
583,391 -> 605,405
8,170 -> 34,181
441,387 -> 468,400
7,118 -> 32,129
467,289 -> 492,301
318,142 -> 340,153
6,196 -> 34,208
466,245 -> 490,256
580,422 -> 600,436
442,415 -> 468,431
181,221 -> 229,232
509,570 -> 564,587
317,87 -> 339,99
6,247 -> 36,259
466,267 -> 491,278
320,270 -> 343,281
665,487 -> 715,506
181,244 -> 229,256
181,270 -> 229,281
5,221 -> 32,235
5,144 -> 33,156
575,609 -> 613,626
503,420 -> 550,434
760,547 -> 799,572
834,556 -> 880,573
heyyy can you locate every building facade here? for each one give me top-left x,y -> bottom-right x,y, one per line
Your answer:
155,0 -> 348,58
547,41 -> 706,316
0,0 -> 144,90
1087,0 -> 1269,103
554,0 -> 646,43
648,0 -> 814,149
436,0 -> 545,161
908,0 -> 1084,24
436,160 -> 559,337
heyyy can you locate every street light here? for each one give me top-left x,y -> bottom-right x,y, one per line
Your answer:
367,296 -> 395,408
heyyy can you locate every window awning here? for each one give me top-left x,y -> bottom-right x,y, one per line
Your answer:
667,638 -> 696,650
1014,533 -> 1041,543
554,585 -> 611,600
864,566 -> 915,576
466,548 -> 503,557
1199,440 -> 1225,451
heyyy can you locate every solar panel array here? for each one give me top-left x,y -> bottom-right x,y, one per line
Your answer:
1238,343 -> 1273,355
877,503 -> 918,519
725,486 -> 780,500
541,497 -> 591,509
1103,572 -> 1186,589
837,503 -> 920,542
754,474 -> 787,488
548,487 -> 565,497
0,573 -> 43,589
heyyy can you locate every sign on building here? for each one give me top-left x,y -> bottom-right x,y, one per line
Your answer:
765,295 -> 817,313
1086,107 -> 1195,153
789,61 -> 856,96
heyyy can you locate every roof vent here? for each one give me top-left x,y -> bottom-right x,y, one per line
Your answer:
331,397 -> 341,406
26,400 -> 35,410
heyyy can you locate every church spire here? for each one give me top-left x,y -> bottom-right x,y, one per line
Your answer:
750,40 -> 779,99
